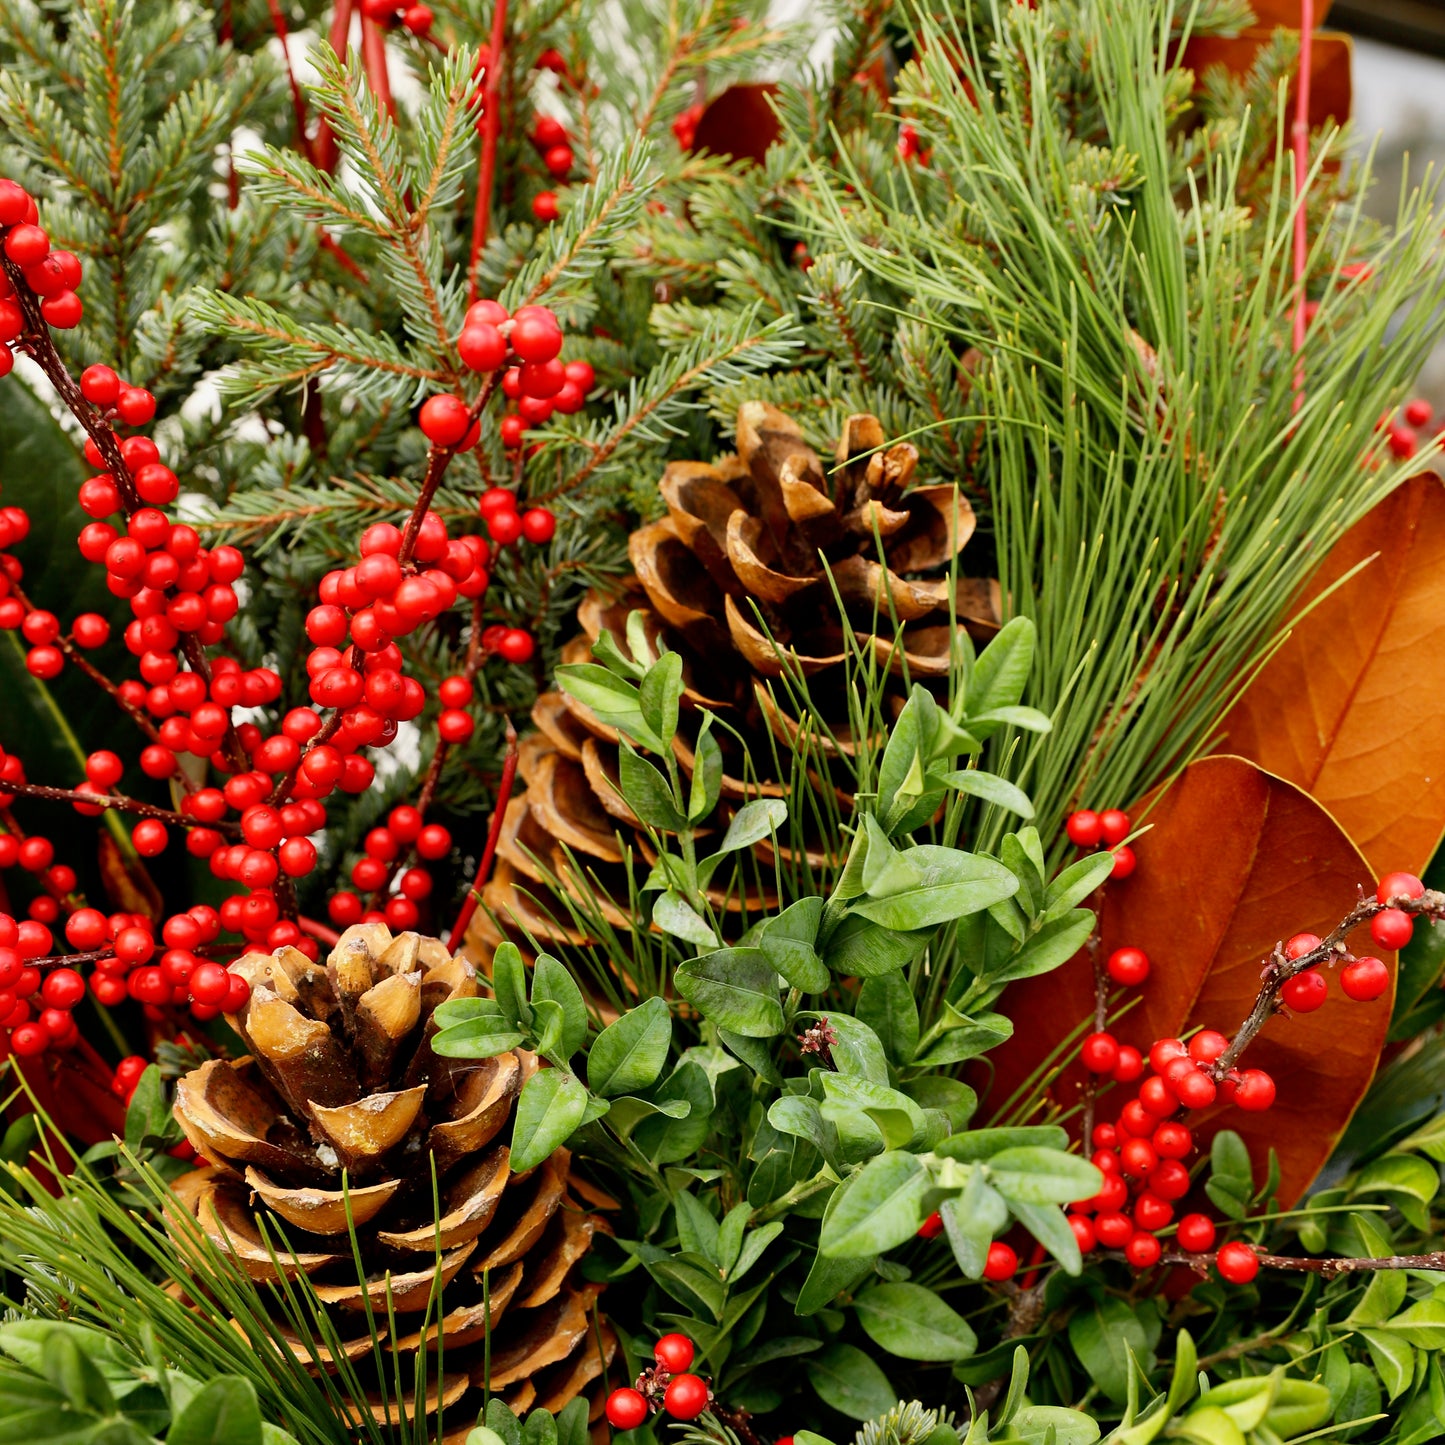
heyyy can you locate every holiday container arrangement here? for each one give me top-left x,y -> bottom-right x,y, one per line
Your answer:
4,2 -> 1445,1445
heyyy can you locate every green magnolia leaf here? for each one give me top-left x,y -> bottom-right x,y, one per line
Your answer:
760,897 -> 828,992
618,745 -> 686,832
852,845 -> 1018,930
639,649 -> 683,745
674,949 -> 784,1038
531,954 -> 588,1059
854,1282 -> 977,1361
936,769 -> 1035,818
819,1150 -> 930,1258
823,914 -> 932,978
653,890 -> 719,948
805,1343 -> 897,1420
856,971 -> 919,1066
510,1069 -> 588,1172
587,997 -> 672,1098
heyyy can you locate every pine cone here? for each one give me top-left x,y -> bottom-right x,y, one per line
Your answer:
473,403 -> 997,951
171,924 -> 614,1435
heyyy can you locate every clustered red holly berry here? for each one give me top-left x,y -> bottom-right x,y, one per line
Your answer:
671,101 -> 706,151
439,297 -> 594,450
0,173 -> 564,1056
1065,806 -> 1136,878
605,1332 -> 713,1431
1380,396 -> 1439,461
358,0 -> 434,34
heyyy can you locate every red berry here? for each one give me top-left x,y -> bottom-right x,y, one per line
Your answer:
521,507 -> 556,544
1068,1213 -> 1096,1252
510,311 -> 562,364
116,386 -> 156,425
1138,1076 -> 1177,1118
983,1241 -> 1018,1281
497,627 -> 534,663
1099,809 -> 1130,845
5,225 -> 49,265
1092,1123 -> 1118,1149
532,191 -> 560,222
80,365 -> 121,405
1106,946 -> 1149,986
654,1333 -> 695,1373
1094,1211 -> 1132,1248
1125,1230 -> 1162,1268
1080,1031 -> 1119,1073
1284,931 -> 1321,960
662,1374 -> 709,1421
459,323 -> 507,372
543,144 -> 573,177
132,819 -> 168,857
1177,1213 -> 1216,1252
916,1210 -> 944,1239
1232,1068 -> 1276,1112
1405,398 -> 1433,428
1112,1044 -> 1143,1083
72,613 -> 110,648
1216,1241 -> 1259,1284
487,508 -> 524,545
418,394 -> 472,447
1377,871 -> 1425,905
1119,1138 -> 1157,1177
1065,810 -> 1102,847
605,1388 -> 649,1431
1147,1158 -> 1190,1200
417,824 -> 451,860
499,415 -> 525,448
1371,908 -> 1413,950
1133,1191 -> 1173,1232
437,708 -> 474,743
1148,1037 -> 1187,1073
1110,844 -> 1136,879
1174,1068 -> 1217,1110
1187,1030 -> 1229,1065
189,962 -> 230,1006
1341,955 -> 1390,1002
11,1022 -> 48,1057
1281,968 -> 1327,1012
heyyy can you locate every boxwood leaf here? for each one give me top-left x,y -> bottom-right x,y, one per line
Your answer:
819,1150 -> 930,1258
805,1343 -> 897,1420
852,846 -> 1018,930
510,1069 -> 588,1172
675,949 -> 784,1038
587,996 -> 671,1098
854,1282 -> 977,1361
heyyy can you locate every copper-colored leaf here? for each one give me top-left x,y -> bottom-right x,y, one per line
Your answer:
1224,475 -> 1445,876
691,83 -> 781,164
1182,30 -> 1351,125
984,756 -> 1388,1206
98,833 -> 162,919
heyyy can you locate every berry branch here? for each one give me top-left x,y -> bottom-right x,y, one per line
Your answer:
1162,1248 -> 1445,1278
0,780 -> 240,834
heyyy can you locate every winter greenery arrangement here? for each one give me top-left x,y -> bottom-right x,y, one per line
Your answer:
3,1 -> 1445,1445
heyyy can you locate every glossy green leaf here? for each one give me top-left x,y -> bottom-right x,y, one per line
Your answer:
936,769 -> 1034,818
823,914 -> 932,978
989,910 -> 1095,984
1069,1297 -> 1156,1404
510,1069 -> 588,1172
555,664 -> 662,751
852,845 -> 1018,930
675,948 -> 784,1037
652,890 -> 719,947
854,1282 -> 976,1361
618,745 -> 686,831
531,954 -> 588,1058
715,799 -> 789,854
688,716 -> 723,822
167,1377 -> 263,1445
587,996 -> 671,1098
760,897 -> 828,992
802,1013 -> 889,1084
986,1146 -> 1103,1205
856,970 -> 919,1066
638,649 -> 683,745
819,1150 -> 930,1258
1008,1407 -> 1099,1445
1042,852 -> 1115,918
805,1343 -> 897,1420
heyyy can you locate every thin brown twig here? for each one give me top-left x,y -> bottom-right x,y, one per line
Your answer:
1162,1248 -> 1445,1279
0,780 -> 239,833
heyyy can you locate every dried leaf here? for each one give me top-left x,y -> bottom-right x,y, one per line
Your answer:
98,832 -> 162,919
983,756 -> 1387,1206
1224,474 -> 1445,876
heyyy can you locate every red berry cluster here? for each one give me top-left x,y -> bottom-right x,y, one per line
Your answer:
0,180 -> 84,364
1065,806 -> 1136,878
435,298 -> 593,450
1381,397 -> 1438,461
531,113 -> 574,182
358,0 -> 434,35
671,101 -> 707,151
605,1333 -> 711,1431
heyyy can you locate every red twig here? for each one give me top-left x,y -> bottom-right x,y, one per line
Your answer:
361,16 -> 397,120
318,229 -> 369,284
266,0 -> 314,163
299,915 -> 341,948
447,721 -> 518,952
469,0 -> 510,303
1290,1 -> 1314,409
313,0 -> 354,174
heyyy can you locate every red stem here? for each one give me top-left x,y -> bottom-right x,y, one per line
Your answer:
299,915 -> 340,947
469,0 -> 510,303
447,721 -> 518,952
361,16 -> 397,119
313,0 -> 354,174
267,0 -> 314,162
1290,1 -> 1314,410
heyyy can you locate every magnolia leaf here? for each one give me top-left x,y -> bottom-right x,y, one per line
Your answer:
1224,474 -> 1445,875
985,757 -> 1388,1207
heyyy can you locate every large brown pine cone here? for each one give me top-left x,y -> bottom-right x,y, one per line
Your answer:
171,925 -> 614,1437
471,403 -> 998,952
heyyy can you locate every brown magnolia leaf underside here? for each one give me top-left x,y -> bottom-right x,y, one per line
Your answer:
983,756 -> 1389,1207
1224,473 -> 1445,878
